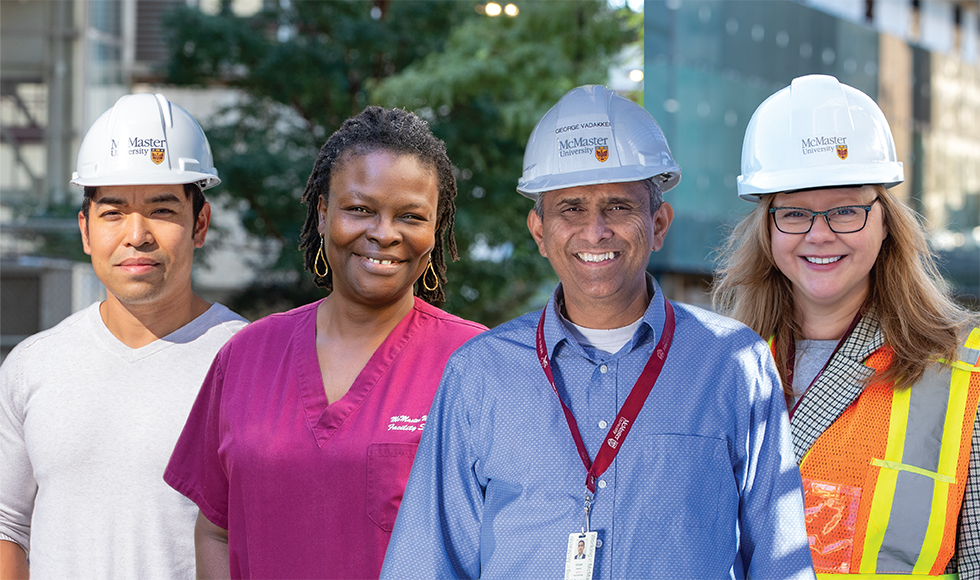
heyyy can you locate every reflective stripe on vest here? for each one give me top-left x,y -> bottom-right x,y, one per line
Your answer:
776,328 -> 980,576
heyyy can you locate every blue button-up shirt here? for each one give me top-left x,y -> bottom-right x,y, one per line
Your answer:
382,282 -> 814,580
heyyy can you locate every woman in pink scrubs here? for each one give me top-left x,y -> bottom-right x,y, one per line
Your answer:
165,106 -> 486,579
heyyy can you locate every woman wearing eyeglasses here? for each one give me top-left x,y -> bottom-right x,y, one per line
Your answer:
713,74 -> 980,577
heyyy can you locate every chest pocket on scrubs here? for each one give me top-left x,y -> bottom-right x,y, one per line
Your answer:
640,434 -> 730,530
367,442 -> 418,531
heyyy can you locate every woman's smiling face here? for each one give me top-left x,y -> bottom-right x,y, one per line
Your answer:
318,149 -> 439,308
769,185 -> 887,319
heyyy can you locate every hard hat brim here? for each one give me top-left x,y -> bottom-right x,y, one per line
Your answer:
70,171 -> 221,191
737,162 -> 903,201
517,167 -> 681,200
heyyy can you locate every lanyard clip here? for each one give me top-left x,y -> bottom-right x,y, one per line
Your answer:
580,493 -> 592,534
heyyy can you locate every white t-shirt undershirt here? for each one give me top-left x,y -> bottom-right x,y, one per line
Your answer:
560,314 -> 643,354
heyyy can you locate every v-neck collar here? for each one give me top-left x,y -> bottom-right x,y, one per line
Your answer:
296,297 -> 428,448
89,301 -> 224,364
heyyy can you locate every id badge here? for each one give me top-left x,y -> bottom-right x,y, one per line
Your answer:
563,531 -> 597,580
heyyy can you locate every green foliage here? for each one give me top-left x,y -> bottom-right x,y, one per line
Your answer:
166,1 -> 473,126
162,0 -> 636,326
198,98 -> 318,276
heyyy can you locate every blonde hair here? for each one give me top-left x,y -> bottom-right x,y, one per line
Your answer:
712,185 -> 975,393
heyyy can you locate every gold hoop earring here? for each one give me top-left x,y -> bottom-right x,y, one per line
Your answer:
422,261 -> 439,291
314,235 -> 329,277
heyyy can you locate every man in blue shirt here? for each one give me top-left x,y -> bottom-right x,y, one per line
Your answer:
381,86 -> 814,580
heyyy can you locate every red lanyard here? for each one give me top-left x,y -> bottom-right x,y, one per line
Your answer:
535,299 -> 676,494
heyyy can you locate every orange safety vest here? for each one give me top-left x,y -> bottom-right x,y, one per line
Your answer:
775,328 -> 980,579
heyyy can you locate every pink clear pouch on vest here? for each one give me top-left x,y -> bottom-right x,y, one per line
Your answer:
803,477 -> 862,574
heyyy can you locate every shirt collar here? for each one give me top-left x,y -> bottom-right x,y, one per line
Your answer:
542,273 -> 666,361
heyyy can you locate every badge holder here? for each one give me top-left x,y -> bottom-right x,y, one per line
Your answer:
803,478 -> 862,574
564,494 -> 597,580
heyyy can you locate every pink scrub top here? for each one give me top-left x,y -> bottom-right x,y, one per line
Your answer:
165,298 -> 485,579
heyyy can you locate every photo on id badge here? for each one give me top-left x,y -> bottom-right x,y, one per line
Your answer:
564,531 -> 597,580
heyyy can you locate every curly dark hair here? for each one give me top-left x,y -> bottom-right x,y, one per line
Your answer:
299,106 -> 458,304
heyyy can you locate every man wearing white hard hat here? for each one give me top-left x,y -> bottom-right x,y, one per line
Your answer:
714,75 -> 980,577
0,94 -> 246,578
382,86 -> 814,579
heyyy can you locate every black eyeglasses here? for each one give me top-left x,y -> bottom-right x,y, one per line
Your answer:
769,197 -> 880,234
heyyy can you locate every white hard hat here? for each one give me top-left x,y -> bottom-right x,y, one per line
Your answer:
71,93 -> 220,190
517,85 -> 681,199
737,74 -> 903,201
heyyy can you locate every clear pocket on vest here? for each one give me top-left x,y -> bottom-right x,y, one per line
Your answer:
803,477 -> 862,574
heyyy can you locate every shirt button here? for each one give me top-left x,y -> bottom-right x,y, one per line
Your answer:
597,480 -> 607,489
598,420 -> 608,429
599,364 -> 608,373
596,539 -> 603,548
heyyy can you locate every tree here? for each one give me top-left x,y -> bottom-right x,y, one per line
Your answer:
163,0 -> 636,326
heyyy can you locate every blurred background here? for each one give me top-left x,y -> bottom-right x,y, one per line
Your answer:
2,0 -> 978,360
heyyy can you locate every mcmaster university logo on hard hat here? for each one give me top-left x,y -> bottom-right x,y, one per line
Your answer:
595,146 -> 609,163
125,136 -> 167,163
801,135 -> 846,157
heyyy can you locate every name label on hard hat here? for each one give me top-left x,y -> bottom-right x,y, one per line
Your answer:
555,121 -> 611,134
